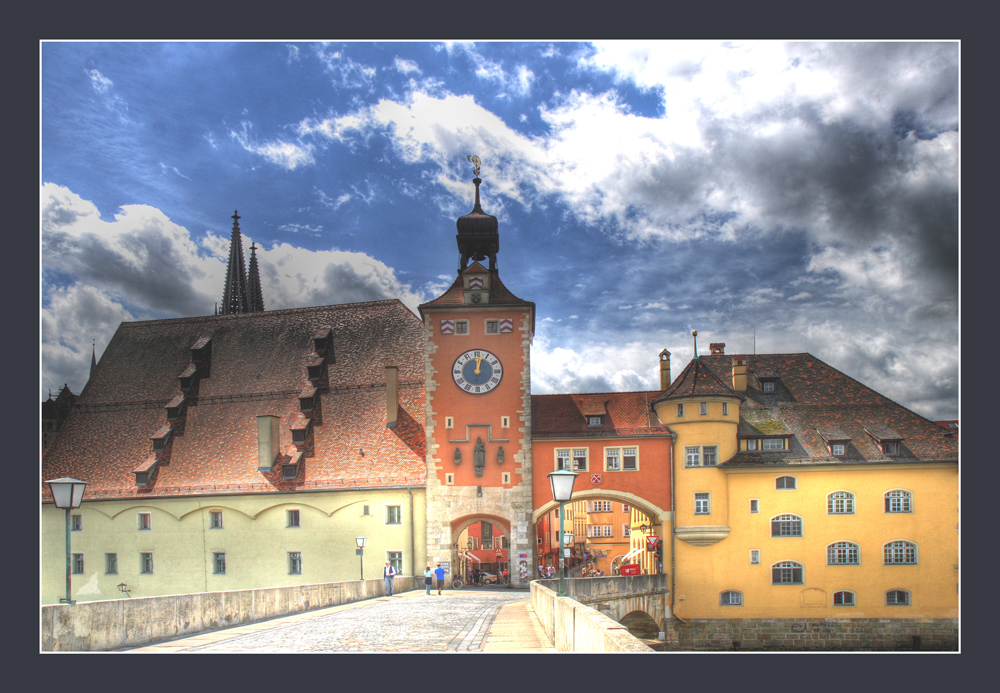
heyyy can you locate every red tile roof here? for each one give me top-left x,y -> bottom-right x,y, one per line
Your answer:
697,353 -> 958,466
533,391 -> 672,438
42,300 -> 427,502
419,271 -> 534,309
652,357 -> 743,403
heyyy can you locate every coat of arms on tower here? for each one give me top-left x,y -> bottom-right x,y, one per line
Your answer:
591,474 -> 602,485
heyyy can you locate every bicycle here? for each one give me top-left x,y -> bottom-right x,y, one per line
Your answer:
452,575 -> 464,590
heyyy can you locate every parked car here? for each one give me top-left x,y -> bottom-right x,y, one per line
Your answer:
478,571 -> 498,584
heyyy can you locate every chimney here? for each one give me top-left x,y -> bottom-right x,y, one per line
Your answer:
710,342 -> 725,355
732,356 -> 747,392
385,365 -> 399,428
257,415 -> 280,470
659,349 -> 672,390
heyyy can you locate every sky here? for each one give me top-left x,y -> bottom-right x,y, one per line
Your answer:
40,41 -> 959,421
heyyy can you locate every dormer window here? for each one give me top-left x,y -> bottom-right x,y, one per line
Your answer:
178,363 -> 198,391
190,336 -> 212,364
588,416 -> 602,427
151,425 -> 172,451
306,354 -> 326,381
884,441 -> 899,455
313,327 -> 331,355
165,395 -> 186,421
832,444 -> 845,456
762,381 -> 775,393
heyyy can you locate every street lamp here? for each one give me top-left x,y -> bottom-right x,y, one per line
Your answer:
46,477 -> 88,605
355,536 -> 366,580
547,469 -> 578,596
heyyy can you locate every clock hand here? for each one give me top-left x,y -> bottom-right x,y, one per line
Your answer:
475,356 -> 483,375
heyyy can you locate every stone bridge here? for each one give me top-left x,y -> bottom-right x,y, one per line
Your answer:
537,574 -> 670,638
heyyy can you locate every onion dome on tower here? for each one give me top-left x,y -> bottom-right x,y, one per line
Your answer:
456,155 -> 499,272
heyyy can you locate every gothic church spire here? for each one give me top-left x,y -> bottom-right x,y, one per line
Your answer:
247,242 -> 264,313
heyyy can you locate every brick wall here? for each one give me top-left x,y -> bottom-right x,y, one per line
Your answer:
664,617 -> 957,651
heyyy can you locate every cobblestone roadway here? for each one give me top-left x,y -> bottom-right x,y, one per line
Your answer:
182,590 -> 529,653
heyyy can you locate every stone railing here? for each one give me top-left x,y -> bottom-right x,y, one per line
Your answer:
530,580 -> 652,653
41,576 -> 414,651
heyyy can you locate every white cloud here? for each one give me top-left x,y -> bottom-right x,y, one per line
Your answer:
230,121 -> 315,170
394,57 -> 420,74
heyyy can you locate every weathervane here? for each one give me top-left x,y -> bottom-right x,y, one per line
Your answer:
467,155 -> 481,178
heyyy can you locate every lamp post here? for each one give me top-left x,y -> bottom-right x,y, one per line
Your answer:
355,536 -> 366,580
46,477 -> 88,605
547,469 -> 578,597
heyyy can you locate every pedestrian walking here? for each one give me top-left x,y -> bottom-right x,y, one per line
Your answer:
434,563 -> 446,595
383,560 -> 397,596
423,565 -> 434,595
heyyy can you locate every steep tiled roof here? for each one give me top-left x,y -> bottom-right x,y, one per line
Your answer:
697,353 -> 958,467
533,391 -> 673,438
651,357 -> 743,403
42,300 -> 426,502
419,271 -> 534,309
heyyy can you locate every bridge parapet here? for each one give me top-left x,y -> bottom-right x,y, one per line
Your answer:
536,575 -> 671,635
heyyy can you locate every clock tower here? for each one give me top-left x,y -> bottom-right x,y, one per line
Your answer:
419,161 -> 536,586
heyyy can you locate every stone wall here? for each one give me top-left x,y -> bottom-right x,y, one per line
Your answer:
41,576 -> 414,652
665,617 -> 958,651
530,581 -> 653,653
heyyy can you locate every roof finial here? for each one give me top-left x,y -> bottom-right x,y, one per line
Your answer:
692,330 -> 699,360
467,155 -> 483,211
467,154 -> 481,178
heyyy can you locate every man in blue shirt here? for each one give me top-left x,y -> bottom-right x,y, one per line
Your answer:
433,563 -> 447,595
383,561 -> 397,596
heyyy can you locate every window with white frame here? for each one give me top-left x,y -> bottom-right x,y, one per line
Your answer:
746,439 -> 758,450
387,551 -> 403,573
771,514 -> 802,537
886,589 -> 910,606
622,504 -> 630,513
72,553 -> 84,574
833,591 -> 855,606
213,552 -> 226,574
832,443 -> 845,456
138,512 -> 151,530
606,448 -> 621,471
762,438 -> 784,450
573,449 -> 588,471
702,446 -> 717,466
287,509 -> 300,528
749,498 -> 759,513
446,417 -> 454,428
684,447 -> 700,467
827,541 -> 860,565
140,552 -> 154,574
771,561 -> 803,584
556,449 -> 571,471
71,514 -> 82,531
749,549 -> 760,565
289,551 -> 302,574
827,491 -> 855,514
105,553 -> 117,574
588,416 -> 603,427
210,511 -> 224,529
677,403 -> 684,417
501,416 -> 510,428
602,525 -> 613,538
386,506 -> 402,524
699,402 -> 708,416
621,447 -> 637,470
622,524 -> 631,537
762,381 -> 775,393
775,476 -> 796,490
590,500 -> 612,513
719,590 -> 743,606
694,492 -> 711,515
883,441 -> 899,455
884,540 -> 917,565
885,490 -> 913,513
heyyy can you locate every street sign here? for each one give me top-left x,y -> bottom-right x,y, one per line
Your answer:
563,548 -> 571,557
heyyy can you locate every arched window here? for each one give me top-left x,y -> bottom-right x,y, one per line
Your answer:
719,590 -> 743,606
884,489 -> 913,513
884,540 -> 917,565
833,591 -> 855,606
771,561 -> 804,584
827,491 -> 855,514
886,589 -> 911,606
775,476 -> 796,490
827,541 -> 860,565
771,514 -> 802,537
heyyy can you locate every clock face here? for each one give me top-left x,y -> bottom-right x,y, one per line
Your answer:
453,349 -> 503,394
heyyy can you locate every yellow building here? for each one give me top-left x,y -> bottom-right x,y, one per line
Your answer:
651,341 -> 958,622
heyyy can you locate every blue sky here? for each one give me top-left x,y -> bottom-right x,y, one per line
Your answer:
41,41 -> 959,420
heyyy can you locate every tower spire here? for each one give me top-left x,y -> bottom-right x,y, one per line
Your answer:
247,242 -> 265,313
456,156 -> 499,272
90,339 -> 97,379
220,210 -> 250,315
